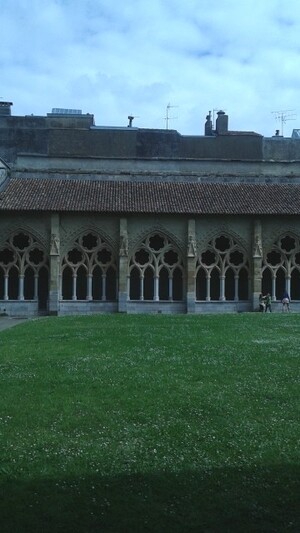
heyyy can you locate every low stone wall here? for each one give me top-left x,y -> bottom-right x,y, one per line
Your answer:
58,301 -> 118,315
195,301 -> 251,313
0,300 -> 39,317
126,301 -> 186,314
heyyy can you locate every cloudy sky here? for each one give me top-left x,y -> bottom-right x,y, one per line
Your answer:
2,0 -> 300,137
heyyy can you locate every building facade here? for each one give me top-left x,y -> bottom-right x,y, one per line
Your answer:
1,103 -> 300,316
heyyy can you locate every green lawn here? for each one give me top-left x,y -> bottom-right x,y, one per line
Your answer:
0,314 -> 299,532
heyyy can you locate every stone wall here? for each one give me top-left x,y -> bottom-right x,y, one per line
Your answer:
3,112 -> 300,166
0,212 -> 299,316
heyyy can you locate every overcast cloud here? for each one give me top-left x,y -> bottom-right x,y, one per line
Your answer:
1,0 -> 300,137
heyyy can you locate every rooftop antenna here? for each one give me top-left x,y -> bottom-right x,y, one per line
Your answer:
127,115 -> 139,127
164,103 -> 178,130
271,109 -> 296,136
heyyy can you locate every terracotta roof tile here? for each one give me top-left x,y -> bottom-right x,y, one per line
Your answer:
0,178 -> 300,215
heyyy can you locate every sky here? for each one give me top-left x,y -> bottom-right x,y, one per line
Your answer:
1,0 -> 300,137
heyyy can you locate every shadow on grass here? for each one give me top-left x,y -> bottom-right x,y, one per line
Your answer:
1,465 -> 299,533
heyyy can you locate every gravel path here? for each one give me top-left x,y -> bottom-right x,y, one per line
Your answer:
0,317 -> 28,331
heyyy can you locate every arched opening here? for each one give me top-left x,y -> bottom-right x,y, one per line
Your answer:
173,267 -> 183,301
92,265 -> 102,300
238,267 -> 249,300
129,234 -> 184,303
0,269 -> 4,300
62,266 -> 73,300
276,267 -> 286,300
24,266 -> 35,300
262,268 -> 272,296
0,234 -> 48,307
8,266 -> 18,299
196,268 -> 206,300
106,266 -> 117,301
38,266 -> 49,310
291,269 -> 300,300
197,235 -> 249,304
77,265 -> 87,300
144,267 -> 154,300
159,266 -> 169,300
130,267 -> 140,300
210,268 -> 220,300
225,268 -> 235,300
62,233 -> 117,303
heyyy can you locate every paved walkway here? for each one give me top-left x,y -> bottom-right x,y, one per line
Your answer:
0,317 -> 28,331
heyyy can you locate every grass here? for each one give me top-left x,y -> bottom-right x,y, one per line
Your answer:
0,313 -> 299,532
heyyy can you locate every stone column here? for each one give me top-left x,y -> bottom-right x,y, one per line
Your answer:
118,217 -> 129,312
252,219 -> 263,311
154,276 -> 159,301
206,275 -> 211,301
234,275 -> 239,301
101,274 -> 106,301
4,275 -> 8,301
87,274 -> 93,301
220,276 -> 225,301
72,275 -> 77,300
34,274 -> 39,301
186,219 -> 196,313
18,275 -> 24,300
49,213 -> 60,315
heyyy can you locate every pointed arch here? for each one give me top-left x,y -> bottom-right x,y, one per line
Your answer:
196,232 -> 249,302
263,232 -> 300,300
129,231 -> 184,301
61,231 -> 117,301
0,230 -> 49,304
291,268 -> 300,300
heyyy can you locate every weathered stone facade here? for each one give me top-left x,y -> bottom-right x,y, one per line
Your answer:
1,103 -> 300,316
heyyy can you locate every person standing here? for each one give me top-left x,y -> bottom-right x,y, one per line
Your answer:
265,293 -> 272,312
282,291 -> 290,312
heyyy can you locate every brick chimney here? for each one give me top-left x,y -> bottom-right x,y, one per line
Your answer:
204,111 -> 213,136
216,110 -> 228,134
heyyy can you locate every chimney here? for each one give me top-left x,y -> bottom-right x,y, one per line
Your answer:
0,102 -> 13,116
216,110 -> 228,134
204,110 -> 213,136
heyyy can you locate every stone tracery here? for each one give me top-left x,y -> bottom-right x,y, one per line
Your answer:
61,232 -> 117,301
196,234 -> 250,301
262,234 -> 300,300
129,233 -> 184,301
0,231 -> 48,304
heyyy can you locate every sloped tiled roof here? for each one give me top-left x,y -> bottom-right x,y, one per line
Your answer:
0,177 -> 300,215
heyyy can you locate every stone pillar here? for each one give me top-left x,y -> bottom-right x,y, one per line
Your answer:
206,275 -> 211,301
234,275 -> 239,301
18,276 -> 24,300
286,276 -> 291,297
118,217 -> 129,312
34,274 -> 39,301
187,219 -> 196,313
252,219 -> 263,311
168,277 -> 172,300
72,275 -> 77,300
87,274 -> 93,301
154,276 -> 159,301
101,274 -> 106,301
49,213 -> 60,315
220,276 -> 225,301
4,275 -> 8,301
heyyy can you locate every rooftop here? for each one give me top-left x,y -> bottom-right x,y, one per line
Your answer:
1,178 -> 300,215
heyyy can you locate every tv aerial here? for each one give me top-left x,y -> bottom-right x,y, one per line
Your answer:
271,109 -> 296,136
164,103 -> 178,130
